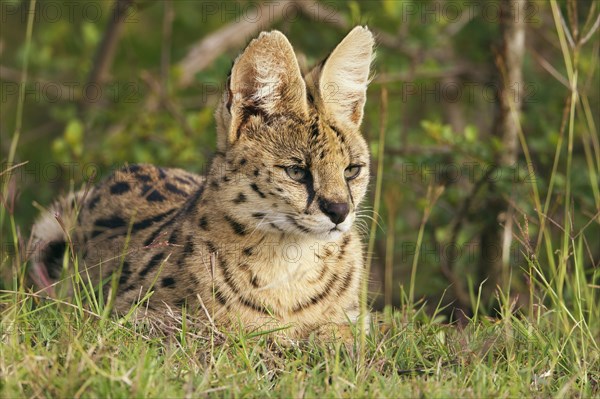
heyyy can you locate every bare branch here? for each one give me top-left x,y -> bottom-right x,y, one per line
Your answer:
294,0 -> 419,59
160,0 -> 175,98
175,0 -> 434,88
176,1 -> 294,88
479,0 -> 527,299
87,0 -> 135,88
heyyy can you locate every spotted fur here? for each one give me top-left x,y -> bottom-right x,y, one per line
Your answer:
30,27 -> 375,339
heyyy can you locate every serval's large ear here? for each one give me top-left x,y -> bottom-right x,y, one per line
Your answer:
306,26 -> 375,129
216,31 -> 308,149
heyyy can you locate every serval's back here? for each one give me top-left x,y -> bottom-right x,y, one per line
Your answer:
31,27 -> 375,339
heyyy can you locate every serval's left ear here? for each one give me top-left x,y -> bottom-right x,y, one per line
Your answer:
222,30 -> 308,148
307,26 -> 375,129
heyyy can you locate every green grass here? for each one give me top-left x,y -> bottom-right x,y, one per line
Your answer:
0,274 -> 598,398
0,215 -> 598,397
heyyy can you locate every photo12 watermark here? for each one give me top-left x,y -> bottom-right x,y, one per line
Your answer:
199,1 -> 338,24
400,81 -> 538,104
399,1 -> 539,24
1,1 -> 139,24
1,81 -> 142,105
392,161 -> 537,184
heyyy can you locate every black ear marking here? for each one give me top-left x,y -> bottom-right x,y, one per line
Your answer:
225,75 -> 233,112
236,101 -> 267,140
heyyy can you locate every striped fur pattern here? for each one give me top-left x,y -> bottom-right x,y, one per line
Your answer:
30,27 -> 375,339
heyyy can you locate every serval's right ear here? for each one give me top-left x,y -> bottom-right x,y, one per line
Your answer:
215,31 -> 308,150
305,26 -> 375,130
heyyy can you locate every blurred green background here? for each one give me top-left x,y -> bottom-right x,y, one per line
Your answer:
1,0 -> 598,316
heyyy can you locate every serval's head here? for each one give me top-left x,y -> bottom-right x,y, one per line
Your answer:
214,27 -> 374,240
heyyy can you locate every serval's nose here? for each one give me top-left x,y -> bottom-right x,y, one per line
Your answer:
319,200 -> 350,224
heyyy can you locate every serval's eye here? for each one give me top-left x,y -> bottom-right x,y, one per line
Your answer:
285,166 -> 308,182
344,165 -> 362,180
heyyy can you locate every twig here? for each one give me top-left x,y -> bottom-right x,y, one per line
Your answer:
0,161 -> 28,178
294,0 -> 418,60
177,0 -> 294,87
579,12 -> 600,46
176,0 -> 432,88
160,0 -> 174,98
567,0 -> 579,42
440,169 -> 495,309
557,4 -> 576,49
83,0 -> 135,107
528,46 -> 570,88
